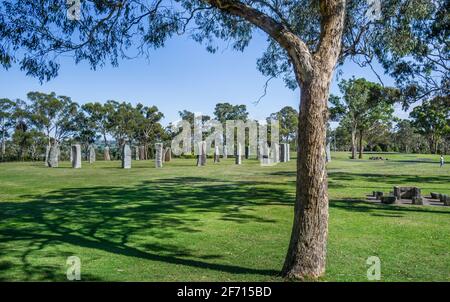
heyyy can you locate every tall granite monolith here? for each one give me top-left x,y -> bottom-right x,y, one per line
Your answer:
261,143 -> 271,165
197,141 -> 207,166
44,145 -> 50,166
280,144 -> 288,162
104,146 -> 111,161
48,143 -> 59,168
286,144 -> 290,161
214,146 -> 220,163
139,146 -> 146,160
280,143 -> 290,162
89,145 -> 96,164
71,144 -> 81,169
155,143 -> 163,168
122,144 -> 131,169
256,143 -> 261,160
223,145 -> 228,159
325,141 -> 331,163
164,147 -> 171,162
271,142 -> 279,163
235,143 -> 242,165
135,146 -> 140,161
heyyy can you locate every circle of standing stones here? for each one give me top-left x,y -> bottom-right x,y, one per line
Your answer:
45,142 -> 292,169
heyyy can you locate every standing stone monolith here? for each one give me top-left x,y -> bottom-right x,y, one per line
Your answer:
214,145 -> 220,163
326,140 -> 331,163
286,144 -> 290,161
104,146 -> 111,161
139,146 -> 146,160
89,145 -> 96,164
71,144 -> 81,168
280,144 -> 287,162
279,143 -> 291,162
135,146 -> 140,161
122,144 -> 131,169
44,145 -> 50,167
235,143 -> 242,165
197,141 -> 207,166
271,142 -> 279,163
257,142 -> 263,160
155,143 -> 163,168
48,143 -> 59,168
223,145 -> 228,159
261,143 -> 271,165
164,147 -> 172,162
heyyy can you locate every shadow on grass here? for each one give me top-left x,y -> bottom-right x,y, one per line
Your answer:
330,199 -> 450,215
0,177 -> 288,281
329,172 -> 450,186
269,171 -> 450,192
387,159 -> 436,164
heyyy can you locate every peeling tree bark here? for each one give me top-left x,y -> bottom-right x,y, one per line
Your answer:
282,74 -> 330,279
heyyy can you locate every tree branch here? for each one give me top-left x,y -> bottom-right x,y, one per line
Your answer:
203,0 -> 314,83
316,0 -> 346,77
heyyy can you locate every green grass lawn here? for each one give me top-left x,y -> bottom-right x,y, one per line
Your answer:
0,152 -> 449,281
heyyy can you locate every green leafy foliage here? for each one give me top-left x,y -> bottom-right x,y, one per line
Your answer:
410,96 -> 450,154
0,0 -> 445,104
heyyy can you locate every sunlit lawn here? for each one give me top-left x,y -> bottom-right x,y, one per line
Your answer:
0,152 -> 449,281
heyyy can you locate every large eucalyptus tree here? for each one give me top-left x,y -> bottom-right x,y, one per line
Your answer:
0,0 -> 446,279
0,98 -> 15,159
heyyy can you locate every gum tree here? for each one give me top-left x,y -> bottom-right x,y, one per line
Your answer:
27,92 -> 79,148
0,98 -> 15,160
135,103 -> 165,159
82,102 -> 115,160
330,78 -> 395,159
269,106 -> 298,146
0,0 -> 445,279
410,96 -> 450,154
74,110 -> 100,159
106,100 -> 140,149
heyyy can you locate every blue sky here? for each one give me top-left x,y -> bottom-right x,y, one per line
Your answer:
0,29 -> 409,126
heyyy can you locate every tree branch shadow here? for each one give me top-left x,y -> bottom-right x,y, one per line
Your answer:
0,177 -> 288,280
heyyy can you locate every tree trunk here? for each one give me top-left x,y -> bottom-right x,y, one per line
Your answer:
358,129 -> 363,159
1,139 -> 5,160
1,129 -> 5,160
104,147 -> 111,161
282,76 -> 329,280
144,143 -> 149,160
429,136 -> 436,154
351,127 -> 357,159
204,0 -> 345,281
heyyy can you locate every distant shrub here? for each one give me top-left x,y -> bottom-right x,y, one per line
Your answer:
374,145 -> 382,152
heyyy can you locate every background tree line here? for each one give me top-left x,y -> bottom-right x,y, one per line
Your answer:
329,78 -> 449,157
0,92 -> 166,161
1,80 -> 448,163
0,94 -> 300,162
